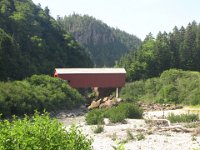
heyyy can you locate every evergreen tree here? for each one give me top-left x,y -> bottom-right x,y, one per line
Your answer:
118,20 -> 200,81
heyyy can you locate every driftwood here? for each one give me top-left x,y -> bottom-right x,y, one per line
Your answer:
146,119 -> 171,127
156,126 -> 193,133
146,119 -> 195,134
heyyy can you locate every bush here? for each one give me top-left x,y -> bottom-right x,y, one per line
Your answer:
93,125 -> 104,134
85,109 -> 105,125
85,103 -> 143,124
135,133 -> 145,141
106,103 -> 143,123
0,75 -> 85,117
106,106 -> 126,123
120,81 -> 145,102
120,69 -> 200,105
117,102 -> 143,119
0,112 -> 92,150
167,113 -> 199,123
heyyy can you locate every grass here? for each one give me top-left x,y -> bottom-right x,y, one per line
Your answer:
109,133 -> 118,141
135,133 -> 146,141
126,129 -> 135,141
167,113 -> 199,123
93,125 -> 104,134
186,105 -> 200,109
112,143 -> 125,150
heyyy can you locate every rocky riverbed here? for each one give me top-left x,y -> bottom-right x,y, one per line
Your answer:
58,108 -> 200,150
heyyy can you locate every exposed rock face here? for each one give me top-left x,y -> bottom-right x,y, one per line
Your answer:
58,14 -> 141,67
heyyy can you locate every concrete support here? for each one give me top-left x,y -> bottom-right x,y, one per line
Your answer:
116,88 -> 119,98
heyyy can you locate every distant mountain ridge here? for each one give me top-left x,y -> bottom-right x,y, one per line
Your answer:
58,14 -> 141,67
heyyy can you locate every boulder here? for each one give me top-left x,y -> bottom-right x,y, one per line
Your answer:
103,97 -> 108,102
103,118 -> 110,125
88,99 -> 101,110
99,99 -> 114,108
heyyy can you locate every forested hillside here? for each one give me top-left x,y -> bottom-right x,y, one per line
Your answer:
57,14 -> 141,67
0,0 -> 93,81
117,21 -> 200,81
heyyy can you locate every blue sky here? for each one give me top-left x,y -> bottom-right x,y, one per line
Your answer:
32,0 -> 200,40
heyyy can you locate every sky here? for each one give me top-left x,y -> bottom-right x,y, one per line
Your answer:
32,0 -> 200,40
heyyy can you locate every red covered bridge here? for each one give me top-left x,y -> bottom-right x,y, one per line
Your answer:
54,68 -> 126,88
54,68 -> 126,97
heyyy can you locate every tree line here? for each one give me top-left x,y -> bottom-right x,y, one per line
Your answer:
117,21 -> 200,81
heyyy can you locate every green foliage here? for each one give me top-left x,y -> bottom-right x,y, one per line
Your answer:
156,84 -> 179,104
120,69 -> 200,105
112,143 -> 125,150
93,125 -> 104,134
85,109 -> 105,125
0,0 -> 93,81
167,113 -> 199,123
118,21 -> 200,81
135,133 -> 146,141
0,75 -> 85,117
0,112 -> 92,150
0,28 -> 22,80
85,103 -> 143,124
106,106 -> 126,123
57,13 -> 141,67
106,103 -> 143,123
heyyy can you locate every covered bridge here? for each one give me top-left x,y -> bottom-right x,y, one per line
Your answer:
54,68 -> 126,97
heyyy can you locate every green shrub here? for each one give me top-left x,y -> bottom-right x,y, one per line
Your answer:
120,69 -> 200,105
136,133 -> 145,141
85,103 -> 143,124
106,106 -> 126,123
0,75 -> 85,117
85,109 -> 105,125
167,113 -> 199,123
112,143 -> 125,150
118,102 -> 143,119
0,112 -> 92,150
120,81 -> 145,102
106,103 -> 143,123
156,84 -> 179,104
93,125 -> 104,134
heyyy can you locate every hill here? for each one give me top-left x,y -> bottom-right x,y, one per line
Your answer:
57,14 -> 141,67
120,69 -> 200,105
0,0 -> 93,81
